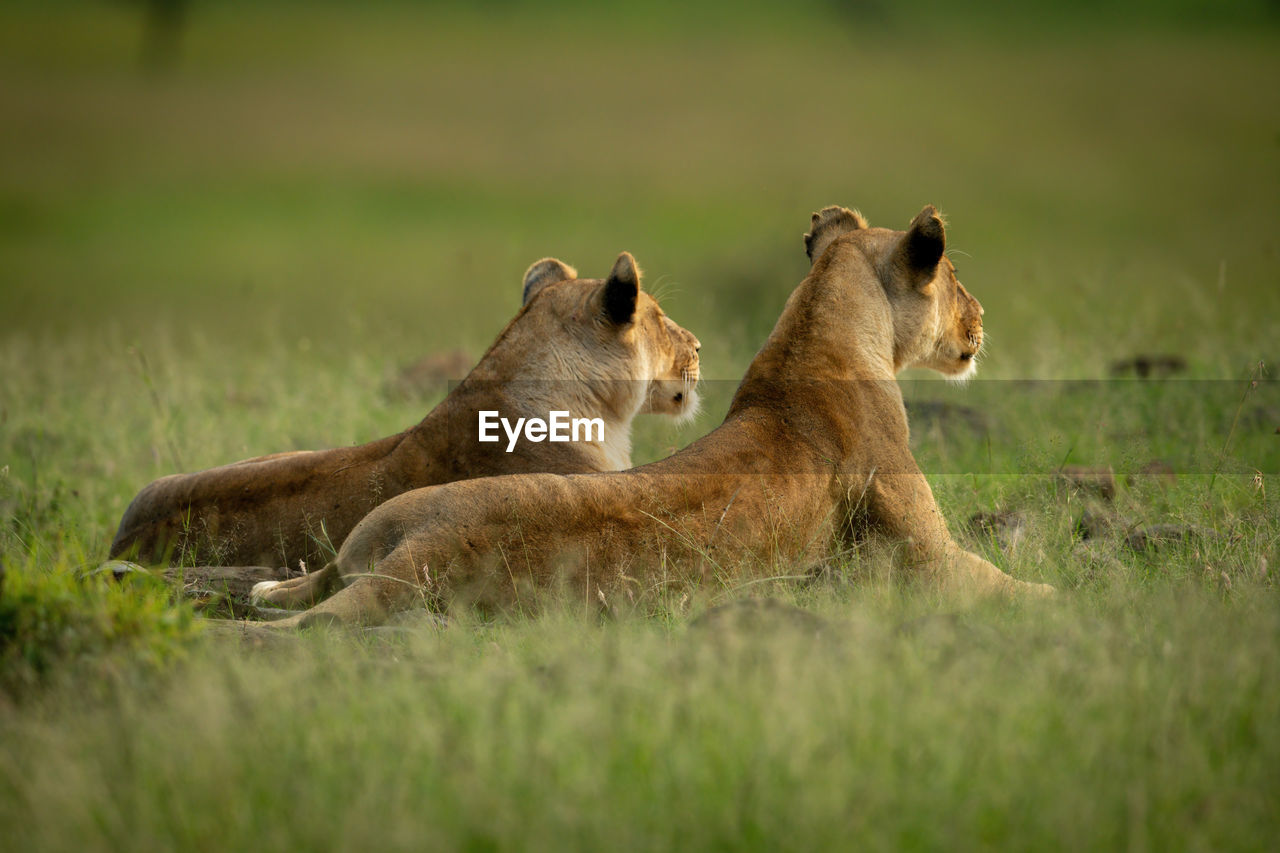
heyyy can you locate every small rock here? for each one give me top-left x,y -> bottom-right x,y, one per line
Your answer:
967,511 -> 1028,554
385,349 -> 474,400
1126,459 -> 1177,489
1240,404 -> 1280,432
904,400 -> 990,434
224,387 -> 268,409
1109,354 -> 1188,379
1057,466 -> 1117,501
1124,524 -> 1219,553
1076,503 -> 1125,541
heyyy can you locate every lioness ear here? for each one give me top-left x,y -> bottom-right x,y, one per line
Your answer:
522,257 -> 578,305
804,205 -> 868,265
894,205 -> 946,286
601,251 -> 640,325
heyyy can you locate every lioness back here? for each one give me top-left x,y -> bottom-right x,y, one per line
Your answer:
109,253 -> 700,568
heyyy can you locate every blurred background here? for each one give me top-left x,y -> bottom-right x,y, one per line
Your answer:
0,0 -> 1277,526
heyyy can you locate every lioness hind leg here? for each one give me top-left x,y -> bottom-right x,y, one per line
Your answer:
254,575 -> 399,630
257,541 -> 432,629
251,563 -> 341,608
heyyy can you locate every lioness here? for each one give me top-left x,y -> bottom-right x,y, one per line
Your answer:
110,252 -> 701,569
254,205 -> 1053,627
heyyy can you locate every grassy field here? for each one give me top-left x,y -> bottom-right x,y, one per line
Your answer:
1,1 -> 1278,849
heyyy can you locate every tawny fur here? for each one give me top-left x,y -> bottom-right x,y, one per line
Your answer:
256,205 -> 1051,628
110,253 -> 701,569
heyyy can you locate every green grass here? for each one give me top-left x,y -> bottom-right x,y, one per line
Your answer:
1,1 -> 1278,849
3,591 -> 1278,850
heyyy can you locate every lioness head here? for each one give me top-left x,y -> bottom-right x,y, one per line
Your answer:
805,204 -> 983,381
517,252 -> 701,420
